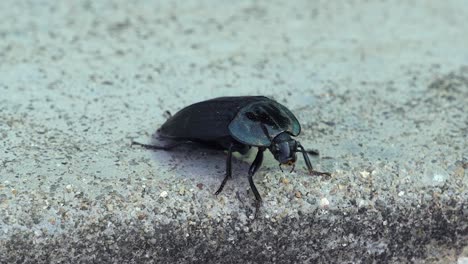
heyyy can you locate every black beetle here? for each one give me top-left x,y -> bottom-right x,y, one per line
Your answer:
132,96 -> 330,215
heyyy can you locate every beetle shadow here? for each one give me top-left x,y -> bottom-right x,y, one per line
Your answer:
138,138 -> 255,190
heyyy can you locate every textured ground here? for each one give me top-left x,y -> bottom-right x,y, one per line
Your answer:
0,0 -> 467,263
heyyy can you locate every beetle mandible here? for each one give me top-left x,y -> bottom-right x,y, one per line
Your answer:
132,96 -> 331,215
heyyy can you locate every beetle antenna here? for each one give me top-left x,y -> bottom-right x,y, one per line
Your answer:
278,163 -> 284,173
289,164 -> 295,173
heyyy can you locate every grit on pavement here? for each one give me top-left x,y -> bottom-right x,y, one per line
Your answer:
0,1 -> 467,263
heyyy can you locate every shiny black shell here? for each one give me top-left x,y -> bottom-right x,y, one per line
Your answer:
159,96 -> 301,147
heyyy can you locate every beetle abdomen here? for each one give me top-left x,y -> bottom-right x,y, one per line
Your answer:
158,96 -> 268,141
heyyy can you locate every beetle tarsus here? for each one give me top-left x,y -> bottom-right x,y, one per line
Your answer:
215,176 -> 229,195
254,199 -> 262,218
289,164 -> 295,173
278,163 -> 284,173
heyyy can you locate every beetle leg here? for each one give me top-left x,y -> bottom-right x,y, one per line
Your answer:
215,144 -> 234,195
131,140 -> 192,150
297,144 -> 314,173
289,164 -> 295,173
248,148 -> 264,217
297,144 -> 331,177
163,110 -> 172,119
306,149 -> 320,156
278,163 -> 284,173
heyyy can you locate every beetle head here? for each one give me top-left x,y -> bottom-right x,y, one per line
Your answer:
269,132 -> 298,166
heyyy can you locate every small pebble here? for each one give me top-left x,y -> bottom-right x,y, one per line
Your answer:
320,197 -> 330,209
360,171 -> 370,179
453,165 -> 464,178
160,191 -> 168,198
179,187 -> 185,196
295,191 -> 302,198
137,213 -> 147,220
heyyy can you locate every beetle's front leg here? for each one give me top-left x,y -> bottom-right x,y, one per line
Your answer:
248,148 -> 265,217
297,143 -> 331,176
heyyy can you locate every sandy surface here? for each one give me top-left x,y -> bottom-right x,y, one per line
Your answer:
1,0 -> 467,263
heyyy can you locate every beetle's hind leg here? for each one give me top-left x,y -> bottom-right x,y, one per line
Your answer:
131,140 -> 191,150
